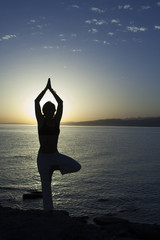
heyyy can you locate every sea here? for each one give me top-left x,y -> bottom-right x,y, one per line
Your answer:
0,124 -> 160,224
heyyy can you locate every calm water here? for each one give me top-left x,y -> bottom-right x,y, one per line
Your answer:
0,124 -> 160,224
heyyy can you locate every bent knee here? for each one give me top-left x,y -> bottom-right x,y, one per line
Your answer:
74,162 -> 81,172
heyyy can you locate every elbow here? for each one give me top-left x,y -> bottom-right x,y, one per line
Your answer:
58,99 -> 63,108
35,98 -> 39,103
59,99 -> 63,104
34,99 -> 37,105
35,98 -> 39,106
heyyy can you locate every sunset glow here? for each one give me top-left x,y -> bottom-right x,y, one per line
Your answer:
0,0 -> 160,124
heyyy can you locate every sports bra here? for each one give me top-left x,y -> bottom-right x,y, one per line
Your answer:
38,120 -> 60,136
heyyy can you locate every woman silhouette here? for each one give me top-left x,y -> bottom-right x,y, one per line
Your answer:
35,78 -> 81,211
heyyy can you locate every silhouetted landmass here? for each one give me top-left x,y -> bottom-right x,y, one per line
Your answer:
62,117 -> 160,127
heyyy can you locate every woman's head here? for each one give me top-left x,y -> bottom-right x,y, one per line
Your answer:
42,101 -> 56,118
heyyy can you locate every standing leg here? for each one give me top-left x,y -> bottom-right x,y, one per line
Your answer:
37,154 -> 54,211
40,169 -> 53,211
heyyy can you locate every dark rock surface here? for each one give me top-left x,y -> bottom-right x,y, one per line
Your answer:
1,206 -> 160,240
94,215 -> 160,240
0,206 -> 103,240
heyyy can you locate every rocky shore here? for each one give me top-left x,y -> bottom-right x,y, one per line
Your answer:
1,206 -> 160,240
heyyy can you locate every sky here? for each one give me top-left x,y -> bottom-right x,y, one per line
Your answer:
0,0 -> 160,124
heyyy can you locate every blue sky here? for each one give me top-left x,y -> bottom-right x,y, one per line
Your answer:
0,0 -> 160,123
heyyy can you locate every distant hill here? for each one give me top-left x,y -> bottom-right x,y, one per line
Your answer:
62,117 -> 160,127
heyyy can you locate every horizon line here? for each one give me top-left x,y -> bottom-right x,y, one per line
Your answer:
0,116 -> 160,125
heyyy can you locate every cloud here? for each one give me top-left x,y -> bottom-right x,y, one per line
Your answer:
71,5 -> 79,9
126,26 -> 147,32
94,19 -> 107,25
1,34 -> 16,40
118,5 -> 123,10
111,19 -> 120,24
155,25 -> 160,30
72,48 -> 82,53
61,38 -> 67,42
58,34 -> 66,41
141,6 -> 151,10
43,46 -> 54,49
91,7 -> 105,13
31,31 -> 43,36
108,32 -> 114,36
85,20 -> 92,24
37,25 -> 43,29
28,18 -> 48,29
92,39 -> 110,45
103,40 -> 110,45
124,5 -> 131,9
29,19 -> 36,23
118,5 -> 133,10
85,19 -> 107,25
93,39 -> 100,43
71,33 -> 77,38
88,28 -> 98,34
157,2 -> 160,6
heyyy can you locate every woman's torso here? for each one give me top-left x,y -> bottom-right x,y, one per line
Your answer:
38,118 -> 60,153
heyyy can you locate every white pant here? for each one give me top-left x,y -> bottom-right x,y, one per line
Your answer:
37,151 -> 81,211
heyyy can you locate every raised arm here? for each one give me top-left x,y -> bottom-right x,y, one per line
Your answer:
35,83 -> 48,123
48,79 -> 63,123
35,78 -> 63,124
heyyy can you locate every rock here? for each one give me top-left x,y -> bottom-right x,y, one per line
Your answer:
94,215 -> 129,225
72,216 -> 89,224
128,222 -> 160,240
1,206 -> 160,240
0,206 -> 103,240
97,198 -> 109,202
23,190 -> 43,199
94,214 -> 160,240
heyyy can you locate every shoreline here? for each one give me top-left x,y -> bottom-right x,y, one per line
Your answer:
1,206 -> 160,240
